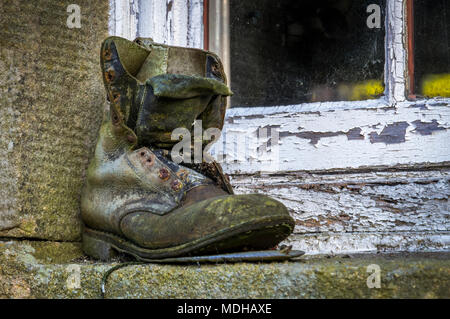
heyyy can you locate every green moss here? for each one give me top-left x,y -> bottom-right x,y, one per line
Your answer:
0,0 -> 109,241
1,240 -> 449,298
32,242 -> 84,264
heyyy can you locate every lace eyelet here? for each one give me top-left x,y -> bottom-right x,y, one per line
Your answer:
105,69 -> 115,82
159,168 -> 169,181
171,180 -> 182,191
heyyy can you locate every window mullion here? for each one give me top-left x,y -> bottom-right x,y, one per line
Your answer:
385,0 -> 408,105
108,0 -> 139,40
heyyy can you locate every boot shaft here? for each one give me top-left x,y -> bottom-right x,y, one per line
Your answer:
100,36 -> 232,150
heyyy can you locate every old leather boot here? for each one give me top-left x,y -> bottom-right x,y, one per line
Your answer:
81,36 -> 295,261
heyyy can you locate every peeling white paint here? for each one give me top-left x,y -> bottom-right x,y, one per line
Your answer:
284,232 -> 450,255
110,0 -> 203,48
109,0 -> 139,40
214,99 -> 450,173
233,170 -> 449,233
385,0 -> 407,104
233,170 -> 449,254
186,0 -> 204,48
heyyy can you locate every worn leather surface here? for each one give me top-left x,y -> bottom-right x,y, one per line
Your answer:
81,125 -> 213,235
119,193 -> 291,249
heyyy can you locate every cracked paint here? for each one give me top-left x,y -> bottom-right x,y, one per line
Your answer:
232,170 -> 450,254
279,127 -> 365,145
411,120 -> 447,136
369,122 -> 409,144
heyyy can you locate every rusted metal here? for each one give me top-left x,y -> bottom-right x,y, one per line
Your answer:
171,179 -> 182,191
103,48 -> 112,60
105,69 -> 115,83
111,92 -> 120,103
159,167 -> 170,180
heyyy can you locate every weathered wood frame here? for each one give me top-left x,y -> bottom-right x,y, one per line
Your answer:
204,0 -> 450,175
108,0 -> 449,254
108,0 -> 450,174
109,0 -> 204,48
406,0 -> 415,98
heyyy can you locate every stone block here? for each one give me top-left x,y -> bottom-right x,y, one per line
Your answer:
0,0 -> 109,240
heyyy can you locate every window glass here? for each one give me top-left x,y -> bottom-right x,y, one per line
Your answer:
414,0 -> 450,98
229,0 -> 386,107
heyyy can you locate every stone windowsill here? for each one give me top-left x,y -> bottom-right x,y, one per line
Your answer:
0,240 -> 448,298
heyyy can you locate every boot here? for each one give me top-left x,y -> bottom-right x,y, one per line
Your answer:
81,36 -> 295,261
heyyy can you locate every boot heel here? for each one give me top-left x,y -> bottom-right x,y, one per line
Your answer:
82,231 -> 118,261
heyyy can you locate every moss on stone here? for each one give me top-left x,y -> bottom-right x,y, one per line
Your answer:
0,240 -> 448,298
0,0 -> 109,241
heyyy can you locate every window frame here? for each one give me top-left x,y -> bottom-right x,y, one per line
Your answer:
406,0 -> 415,99
206,0 -> 394,108
205,0 -> 449,109
108,0 -> 450,174
108,0 -> 450,109
108,0 -> 450,256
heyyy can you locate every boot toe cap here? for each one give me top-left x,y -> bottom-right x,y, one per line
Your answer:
119,193 -> 294,254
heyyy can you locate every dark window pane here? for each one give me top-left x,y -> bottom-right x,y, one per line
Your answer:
229,0 -> 386,107
230,0 -> 385,107
414,0 -> 450,98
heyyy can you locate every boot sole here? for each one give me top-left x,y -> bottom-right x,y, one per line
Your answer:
82,216 -> 295,262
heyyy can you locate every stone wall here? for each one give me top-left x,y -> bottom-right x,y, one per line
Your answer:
0,0 -> 109,241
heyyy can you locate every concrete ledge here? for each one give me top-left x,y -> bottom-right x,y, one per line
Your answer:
0,240 -> 448,298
